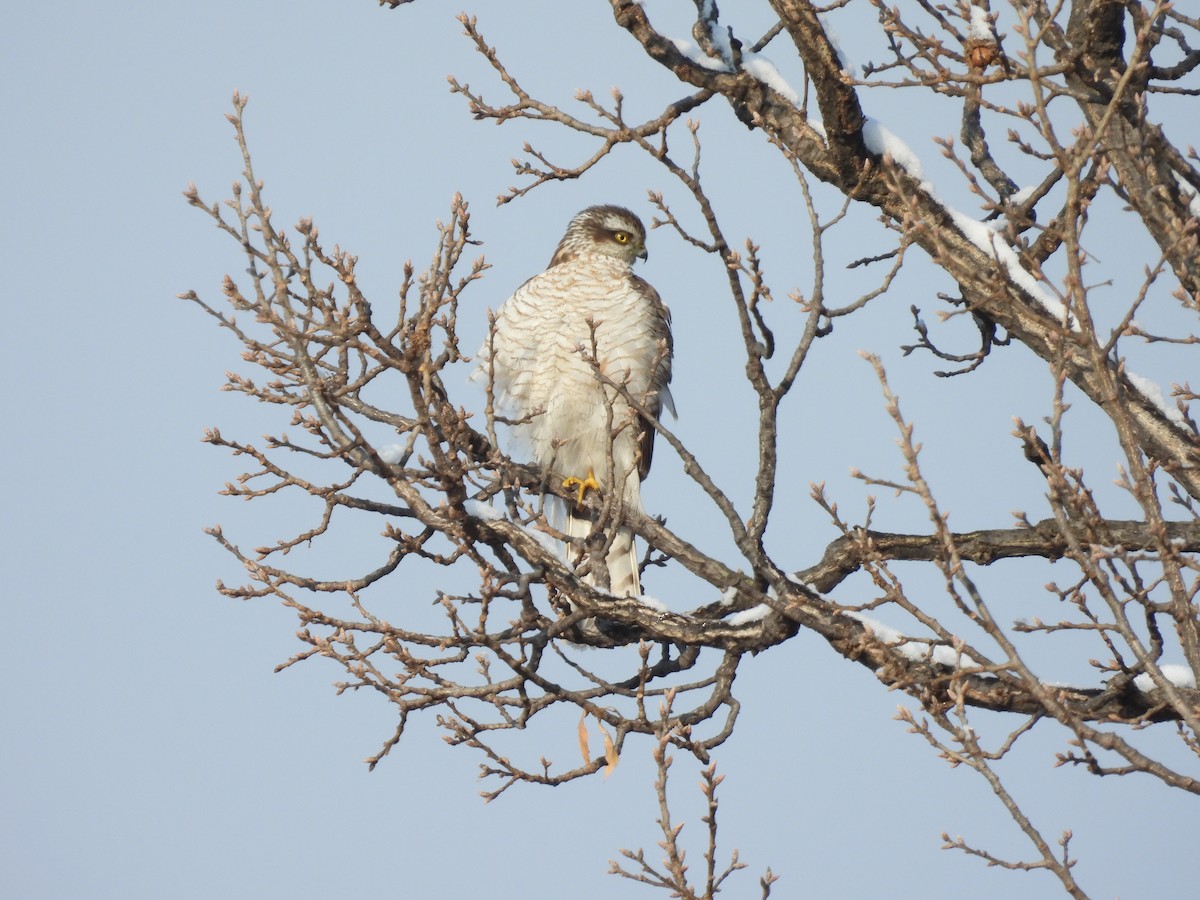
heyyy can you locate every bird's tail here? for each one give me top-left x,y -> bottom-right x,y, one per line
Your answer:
606,524 -> 641,597
566,511 -> 641,597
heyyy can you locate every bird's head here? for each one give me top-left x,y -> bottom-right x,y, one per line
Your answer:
549,205 -> 648,266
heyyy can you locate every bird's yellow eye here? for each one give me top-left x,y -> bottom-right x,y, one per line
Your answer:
613,231 -> 630,244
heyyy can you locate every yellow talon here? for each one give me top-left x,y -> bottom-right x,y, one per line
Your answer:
562,468 -> 601,508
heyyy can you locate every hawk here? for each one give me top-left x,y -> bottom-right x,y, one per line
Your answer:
477,205 -> 674,596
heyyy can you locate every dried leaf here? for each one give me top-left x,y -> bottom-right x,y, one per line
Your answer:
577,712 -> 591,765
598,717 -> 620,777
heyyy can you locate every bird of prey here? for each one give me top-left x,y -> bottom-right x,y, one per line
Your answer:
477,205 -> 674,596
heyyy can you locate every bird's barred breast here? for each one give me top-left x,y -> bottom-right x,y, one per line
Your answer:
493,264 -> 662,415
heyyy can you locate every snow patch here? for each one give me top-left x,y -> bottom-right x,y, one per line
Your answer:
1134,664 -> 1197,693
465,498 -> 562,556
818,12 -> 859,78
857,114 -> 1071,326
465,499 -> 504,521
1126,372 -> 1188,428
1010,185 -> 1036,205
967,4 -> 992,41
848,612 -> 981,668
743,50 -> 801,105
517,520 -> 561,555
701,0 -> 736,66
672,38 -> 729,71
862,118 -> 925,180
377,444 -> 406,464
638,594 -> 669,613
666,6 -> 803,105
899,639 -> 979,668
947,208 -> 1075,325
727,603 -> 770,626
783,571 -> 820,593
1172,173 -> 1200,219
848,612 -> 902,643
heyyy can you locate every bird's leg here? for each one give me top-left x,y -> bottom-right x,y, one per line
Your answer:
562,468 -> 600,508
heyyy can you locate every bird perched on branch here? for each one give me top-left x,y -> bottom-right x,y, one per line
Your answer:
477,205 -> 674,596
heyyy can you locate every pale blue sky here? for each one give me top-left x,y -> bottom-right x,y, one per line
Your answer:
3,2 -> 1195,897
